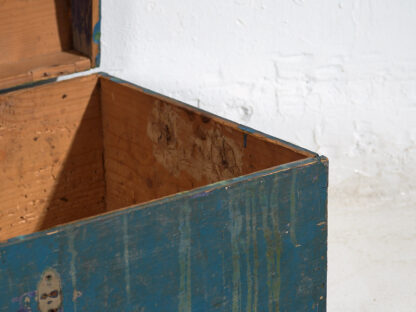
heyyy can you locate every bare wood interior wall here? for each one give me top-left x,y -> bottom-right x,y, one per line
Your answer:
0,75 -> 308,241
100,78 -> 307,211
0,0 -> 73,65
0,75 -> 105,241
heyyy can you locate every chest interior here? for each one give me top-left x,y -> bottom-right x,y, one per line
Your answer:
0,74 -> 311,241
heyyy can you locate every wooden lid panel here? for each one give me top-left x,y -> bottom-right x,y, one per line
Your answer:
0,0 -> 72,64
0,0 -> 100,90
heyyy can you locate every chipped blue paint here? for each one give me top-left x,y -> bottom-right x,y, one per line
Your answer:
93,2 -> 101,67
244,204 -> 253,312
1,3 -> 326,304
0,157 -> 327,311
260,180 -> 281,312
70,0 -> 101,67
0,78 -> 57,94
290,171 -> 298,247
93,20 -> 101,44
97,0 -> 102,66
230,199 -> 242,312
270,181 -> 282,312
251,201 -> 260,311
238,125 -> 256,134
179,203 -> 192,312
190,191 -> 211,199
123,214 -> 131,304
95,52 -> 101,67
68,230 -> 78,312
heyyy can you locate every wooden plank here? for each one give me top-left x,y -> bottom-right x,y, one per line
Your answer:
91,0 -> 101,67
0,157 -> 328,311
71,0 -> 101,67
0,75 -> 105,241
100,77 -> 309,211
0,0 -> 98,91
0,0 -> 73,64
71,0 -> 91,57
100,74 -> 316,158
0,51 -> 91,90
0,73 -> 311,240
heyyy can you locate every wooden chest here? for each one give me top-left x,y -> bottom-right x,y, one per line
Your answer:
0,1 -> 328,311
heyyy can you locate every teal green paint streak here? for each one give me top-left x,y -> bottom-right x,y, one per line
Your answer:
178,203 -> 192,312
245,190 -> 259,312
245,203 -> 252,312
93,20 -> 101,43
270,178 -> 282,312
251,194 -> 259,312
221,248 -> 226,290
68,230 -> 78,311
260,181 -> 281,312
123,214 -> 131,304
230,200 -> 242,312
260,183 -> 273,312
290,171 -> 298,247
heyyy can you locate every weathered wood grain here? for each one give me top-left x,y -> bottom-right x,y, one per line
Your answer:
100,77 -> 309,211
0,0 -> 100,90
0,74 -> 313,241
0,73 -> 327,310
91,0 -> 101,67
0,0 -> 73,65
0,51 -> 91,90
71,0 -> 100,67
0,157 -> 328,311
0,75 -> 105,240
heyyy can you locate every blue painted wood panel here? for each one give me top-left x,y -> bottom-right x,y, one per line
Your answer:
0,157 -> 327,311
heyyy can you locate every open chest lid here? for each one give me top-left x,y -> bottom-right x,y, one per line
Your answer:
0,0 -> 100,91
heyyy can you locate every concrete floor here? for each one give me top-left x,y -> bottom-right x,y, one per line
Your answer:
328,192 -> 416,311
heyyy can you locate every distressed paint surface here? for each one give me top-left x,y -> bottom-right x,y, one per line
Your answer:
71,0 -> 92,56
0,157 -> 327,311
71,0 -> 101,67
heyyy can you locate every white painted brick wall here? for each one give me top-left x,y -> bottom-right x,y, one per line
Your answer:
97,0 -> 416,310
